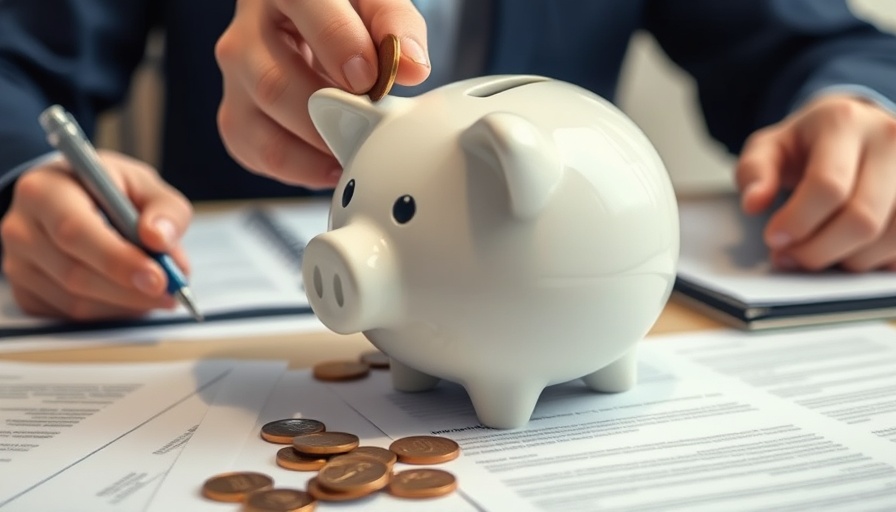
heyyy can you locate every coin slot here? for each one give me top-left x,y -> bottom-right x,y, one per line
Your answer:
464,76 -> 549,98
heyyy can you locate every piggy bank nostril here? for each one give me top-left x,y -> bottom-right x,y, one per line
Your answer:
313,266 -> 323,299
333,274 -> 344,307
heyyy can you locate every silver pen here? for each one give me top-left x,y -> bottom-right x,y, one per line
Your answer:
39,105 -> 203,321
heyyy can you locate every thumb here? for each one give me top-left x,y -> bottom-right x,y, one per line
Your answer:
735,130 -> 787,215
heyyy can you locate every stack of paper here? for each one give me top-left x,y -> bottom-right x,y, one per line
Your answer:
4,322 -> 896,510
676,195 -> 896,330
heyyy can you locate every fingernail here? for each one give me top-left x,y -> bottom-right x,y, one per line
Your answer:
153,217 -> 177,246
768,231 -> 792,249
342,56 -> 374,92
133,269 -> 161,295
401,37 -> 429,67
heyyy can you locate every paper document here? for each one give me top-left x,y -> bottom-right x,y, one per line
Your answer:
147,323 -> 896,511
675,195 -> 896,329
649,322 -> 896,442
0,359 -> 286,512
330,357 -> 896,510
0,360 -> 232,508
0,199 -> 330,339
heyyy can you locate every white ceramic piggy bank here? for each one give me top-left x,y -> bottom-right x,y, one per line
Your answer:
303,75 -> 679,429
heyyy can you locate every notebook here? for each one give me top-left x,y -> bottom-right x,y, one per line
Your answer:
674,194 -> 896,330
0,199 -> 331,338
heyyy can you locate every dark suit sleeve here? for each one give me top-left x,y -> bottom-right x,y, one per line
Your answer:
644,0 -> 896,154
0,0 -> 154,179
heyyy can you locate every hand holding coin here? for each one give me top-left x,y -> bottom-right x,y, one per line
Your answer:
215,1 -> 430,189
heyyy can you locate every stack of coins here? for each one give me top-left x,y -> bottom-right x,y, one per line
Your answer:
283,428 -> 460,502
202,350 -> 461,508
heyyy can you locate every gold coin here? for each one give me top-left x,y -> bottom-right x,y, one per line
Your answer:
293,431 -> 359,455
389,436 -> 460,464
312,361 -> 370,382
276,446 -> 328,471
359,350 -> 390,369
367,33 -> 400,101
201,471 -> 273,503
388,468 -> 457,499
260,418 -> 326,444
306,477 -> 375,502
243,488 -> 317,512
332,446 -> 397,467
317,457 -> 390,494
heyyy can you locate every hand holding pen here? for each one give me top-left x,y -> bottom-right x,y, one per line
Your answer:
0,106 -> 200,321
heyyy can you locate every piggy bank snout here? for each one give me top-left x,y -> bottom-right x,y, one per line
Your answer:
302,223 -> 400,334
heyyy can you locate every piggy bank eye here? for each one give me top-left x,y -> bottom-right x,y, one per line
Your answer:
341,179 -> 355,207
392,195 -> 416,224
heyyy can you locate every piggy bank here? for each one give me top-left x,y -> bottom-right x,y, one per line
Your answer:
303,75 -> 679,429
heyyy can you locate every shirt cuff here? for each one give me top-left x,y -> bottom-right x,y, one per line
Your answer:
806,84 -> 896,117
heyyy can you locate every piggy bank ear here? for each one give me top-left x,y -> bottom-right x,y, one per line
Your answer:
308,88 -> 390,165
460,112 -> 564,220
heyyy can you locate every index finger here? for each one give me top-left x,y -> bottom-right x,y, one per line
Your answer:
18,170 -> 167,296
763,127 -> 862,248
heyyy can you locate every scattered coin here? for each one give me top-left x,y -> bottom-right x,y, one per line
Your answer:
276,446 -> 328,471
201,471 -> 273,503
312,361 -> 370,382
317,457 -> 391,494
367,33 -> 400,101
260,418 -> 326,444
243,488 -> 316,512
334,445 -> 398,467
293,431 -> 360,455
390,435 -> 460,464
306,477 -> 377,502
388,468 -> 458,499
359,350 -> 390,369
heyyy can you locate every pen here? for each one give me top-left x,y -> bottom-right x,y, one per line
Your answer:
39,105 -> 203,322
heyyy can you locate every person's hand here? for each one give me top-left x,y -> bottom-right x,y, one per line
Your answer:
215,0 -> 430,188
0,150 -> 193,320
736,94 -> 896,272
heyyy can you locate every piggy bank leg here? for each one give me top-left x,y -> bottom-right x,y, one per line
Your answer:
465,381 -> 544,429
582,348 -> 637,393
390,358 -> 441,392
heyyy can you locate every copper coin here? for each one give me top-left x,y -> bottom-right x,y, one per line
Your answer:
388,468 -> 457,499
367,33 -> 400,101
306,477 -> 375,502
359,350 -> 390,369
260,418 -> 326,444
312,361 -> 370,382
333,446 -> 397,467
389,436 -> 460,464
276,446 -> 328,471
201,471 -> 273,502
317,457 -> 390,494
243,488 -> 317,512
293,431 -> 359,455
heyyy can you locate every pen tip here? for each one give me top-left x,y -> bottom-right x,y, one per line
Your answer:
175,288 -> 204,322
